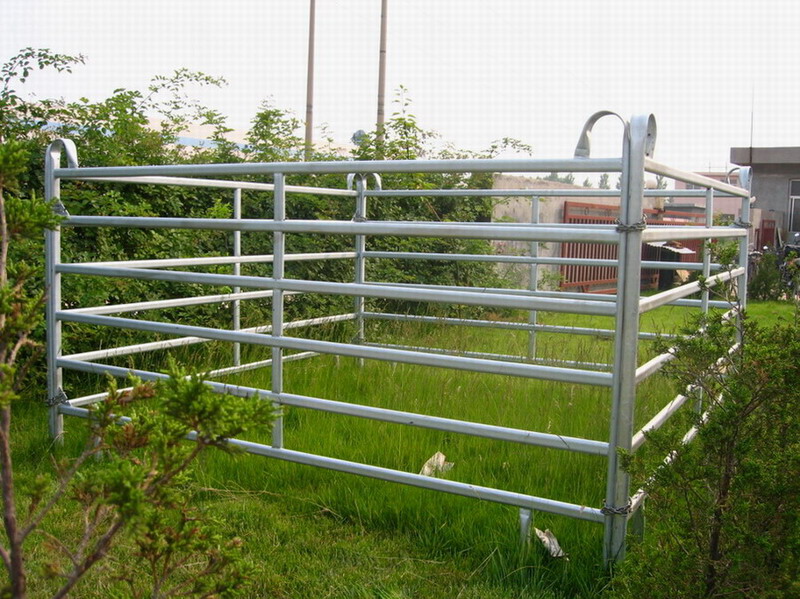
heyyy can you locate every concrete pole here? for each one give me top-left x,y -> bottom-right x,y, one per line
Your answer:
375,0 -> 388,157
304,0 -> 316,161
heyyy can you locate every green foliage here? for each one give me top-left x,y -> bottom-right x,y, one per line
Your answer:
347,88 -> 527,307
609,311 -> 800,598
1,78 -> 274,597
24,371 -> 274,598
0,48 -> 85,143
748,250 -> 785,301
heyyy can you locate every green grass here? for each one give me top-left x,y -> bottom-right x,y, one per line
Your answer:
12,301 -> 797,597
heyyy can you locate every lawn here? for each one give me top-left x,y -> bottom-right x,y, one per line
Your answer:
12,300 -> 796,598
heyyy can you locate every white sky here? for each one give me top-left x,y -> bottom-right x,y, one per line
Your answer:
3,0 -> 800,172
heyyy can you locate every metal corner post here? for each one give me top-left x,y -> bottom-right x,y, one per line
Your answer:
271,174 -> 286,448
603,114 -> 654,563
737,171 -> 752,314
44,139 -> 77,440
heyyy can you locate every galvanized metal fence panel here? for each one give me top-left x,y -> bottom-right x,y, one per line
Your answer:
43,113 -> 752,563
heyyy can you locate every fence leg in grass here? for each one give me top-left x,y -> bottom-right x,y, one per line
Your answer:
628,503 -> 645,541
519,508 -> 533,547
271,173 -> 286,448
45,139 -> 77,440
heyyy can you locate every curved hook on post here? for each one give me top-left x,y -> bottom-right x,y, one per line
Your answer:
574,111 -> 627,159
629,113 -> 658,160
45,138 -> 79,171
44,139 -> 78,211
574,111 -> 657,160
728,166 -> 753,201
346,172 -> 382,191
638,113 -> 657,159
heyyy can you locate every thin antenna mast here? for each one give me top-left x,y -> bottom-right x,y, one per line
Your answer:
748,82 -> 755,164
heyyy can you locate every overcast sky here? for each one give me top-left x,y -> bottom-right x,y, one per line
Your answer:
3,0 -> 799,172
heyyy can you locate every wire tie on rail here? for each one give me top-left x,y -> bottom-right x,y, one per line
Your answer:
615,216 -> 647,233
733,219 -> 752,229
52,201 -> 69,217
601,501 -> 632,516
46,388 -> 69,407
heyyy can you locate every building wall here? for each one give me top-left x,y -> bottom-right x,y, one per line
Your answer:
730,147 -> 800,243
749,168 -> 794,237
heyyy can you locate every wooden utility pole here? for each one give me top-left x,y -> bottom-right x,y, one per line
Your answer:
304,0 -> 316,160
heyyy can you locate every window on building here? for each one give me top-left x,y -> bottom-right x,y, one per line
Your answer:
791,180 -> 800,232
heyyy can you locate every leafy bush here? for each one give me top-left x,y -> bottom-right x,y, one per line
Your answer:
608,310 -> 800,598
748,251 -> 785,301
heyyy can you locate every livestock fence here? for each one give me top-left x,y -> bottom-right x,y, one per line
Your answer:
44,112 -> 752,562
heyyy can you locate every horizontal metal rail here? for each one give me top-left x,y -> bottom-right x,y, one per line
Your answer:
635,351 -> 676,384
365,280 -> 618,303
56,265 -> 619,316
365,250 -> 721,272
55,402 -> 602,522
55,179 -> 722,204
641,226 -> 747,243
63,216 -> 623,244
57,359 -> 610,457
634,307 -> 738,384
363,281 -> 729,310
63,313 -> 356,362
55,157 -> 623,179
363,311 -> 669,341
202,351 -> 317,379
631,338 -> 741,451
368,188 -> 739,198
74,175 -> 357,196
66,352 -> 319,407
644,158 -> 751,198
67,289 -> 283,316
630,393 -> 691,452
82,251 -> 356,269
638,268 -> 744,313
57,313 -> 614,386
365,341 -> 613,372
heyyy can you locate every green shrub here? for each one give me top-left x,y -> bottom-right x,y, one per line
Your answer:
609,310 -> 800,598
748,251 -> 785,301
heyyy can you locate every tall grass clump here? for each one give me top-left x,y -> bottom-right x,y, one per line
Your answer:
176,309 -> 686,594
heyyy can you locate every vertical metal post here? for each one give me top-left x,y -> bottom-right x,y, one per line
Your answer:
737,179 -> 752,314
232,188 -> 242,367
354,175 -> 367,362
44,140 -> 77,440
603,114 -> 655,563
701,187 -> 713,314
527,196 -> 540,360
271,174 -> 286,448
